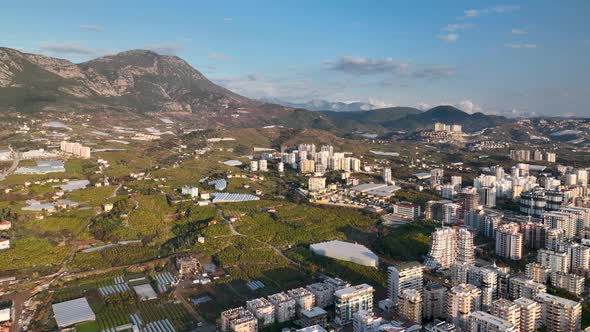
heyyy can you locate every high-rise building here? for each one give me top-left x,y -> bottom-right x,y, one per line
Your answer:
568,242 -> 590,273
543,211 -> 577,238
267,292 -> 296,323
382,167 -> 392,184
549,271 -> 584,296
458,187 -> 479,212
398,289 -> 423,324
519,190 -> 547,218
387,263 -> 423,304
352,310 -> 382,332
424,227 -> 474,269
495,223 -> 524,260
513,297 -> 542,332
468,311 -> 517,332
431,168 -> 444,187
508,277 -> 546,300
423,282 -> 447,320
334,284 -> 374,326
534,292 -> 581,332
478,186 -> 497,208
537,249 -> 570,273
521,222 -> 549,249
466,266 -> 498,311
455,228 -> 475,265
246,298 -> 275,326
544,228 -> 565,251
220,307 -> 258,332
300,159 -> 315,174
510,150 -> 531,162
491,299 -> 520,329
446,283 -> 481,330
525,262 -> 551,284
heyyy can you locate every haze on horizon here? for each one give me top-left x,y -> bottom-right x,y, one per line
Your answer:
1,0 -> 589,117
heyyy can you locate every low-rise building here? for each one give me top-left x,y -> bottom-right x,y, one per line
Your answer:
246,298 -> 275,326
268,292 -> 296,323
300,307 -> 328,328
220,307 -> 258,332
287,287 -> 315,316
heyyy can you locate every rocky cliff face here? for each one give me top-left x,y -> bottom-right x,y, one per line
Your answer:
0,47 -> 252,112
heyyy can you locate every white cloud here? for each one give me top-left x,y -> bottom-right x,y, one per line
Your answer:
323,56 -> 454,80
324,56 -> 410,75
511,28 -> 527,35
505,43 -> 537,49
457,100 -> 482,114
223,17 -> 233,22
37,42 -> 107,56
367,97 -> 394,109
438,34 -> 459,42
79,24 -> 102,32
463,5 -> 519,18
143,43 -> 184,55
208,53 -> 227,61
444,23 -> 473,32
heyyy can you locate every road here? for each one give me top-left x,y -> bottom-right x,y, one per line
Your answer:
9,183 -> 123,331
0,146 -> 20,182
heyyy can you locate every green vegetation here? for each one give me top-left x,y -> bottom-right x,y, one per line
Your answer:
0,237 -> 70,275
375,220 -> 438,261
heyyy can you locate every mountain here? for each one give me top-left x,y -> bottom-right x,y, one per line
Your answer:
0,47 -> 509,133
384,105 -> 510,131
0,47 -> 253,114
260,98 -> 380,112
321,106 -> 421,125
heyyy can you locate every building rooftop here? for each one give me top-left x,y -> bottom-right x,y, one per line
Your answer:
301,307 -> 327,318
268,292 -> 294,304
470,311 -> 515,329
52,297 -> 95,328
310,240 -> 378,267
334,284 -> 374,298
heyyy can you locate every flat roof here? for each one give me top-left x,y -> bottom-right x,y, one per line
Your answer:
52,297 -> 95,327
351,183 -> 388,193
301,307 -> 327,318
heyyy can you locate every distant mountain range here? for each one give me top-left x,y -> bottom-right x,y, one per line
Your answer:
259,98 -> 381,112
0,47 -> 510,133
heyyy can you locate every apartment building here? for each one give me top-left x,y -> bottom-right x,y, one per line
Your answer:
386,262 -> 423,304
446,283 -> 481,330
513,297 -> 542,332
220,307 -> 258,332
334,284 -> 374,326
246,298 -> 275,327
287,288 -> 315,316
468,311 -> 517,332
534,292 -> 581,332
267,292 -> 296,323
398,289 -> 422,324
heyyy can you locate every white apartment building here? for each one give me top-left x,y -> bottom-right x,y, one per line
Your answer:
334,284 -> 374,326
386,263 -> 423,304
267,292 -> 296,323
468,311 -> 517,332
352,310 -> 383,332
382,167 -> 392,184
491,299 -> 520,329
392,202 -> 421,220
525,262 -> 551,283
537,249 -> 570,273
287,288 -> 315,315
424,227 -> 474,270
446,283 -> 481,330
306,283 -> 335,308
220,307 -> 258,332
308,177 -> 326,192
550,271 -> 584,296
495,223 -> 524,260
423,282 -> 447,320
513,297 -> 542,332
398,288 -> 422,324
246,298 -> 275,326
508,277 -> 546,300
534,292 -> 581,332
181,185 -> 199,198
543,211 -> 577,238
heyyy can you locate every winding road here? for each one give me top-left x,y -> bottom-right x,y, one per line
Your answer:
0,146 -> 20,182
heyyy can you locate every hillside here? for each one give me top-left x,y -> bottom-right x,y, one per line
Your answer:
0,47 -> 510,133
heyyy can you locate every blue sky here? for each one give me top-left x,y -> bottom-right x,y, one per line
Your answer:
2,0 -> 589,116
